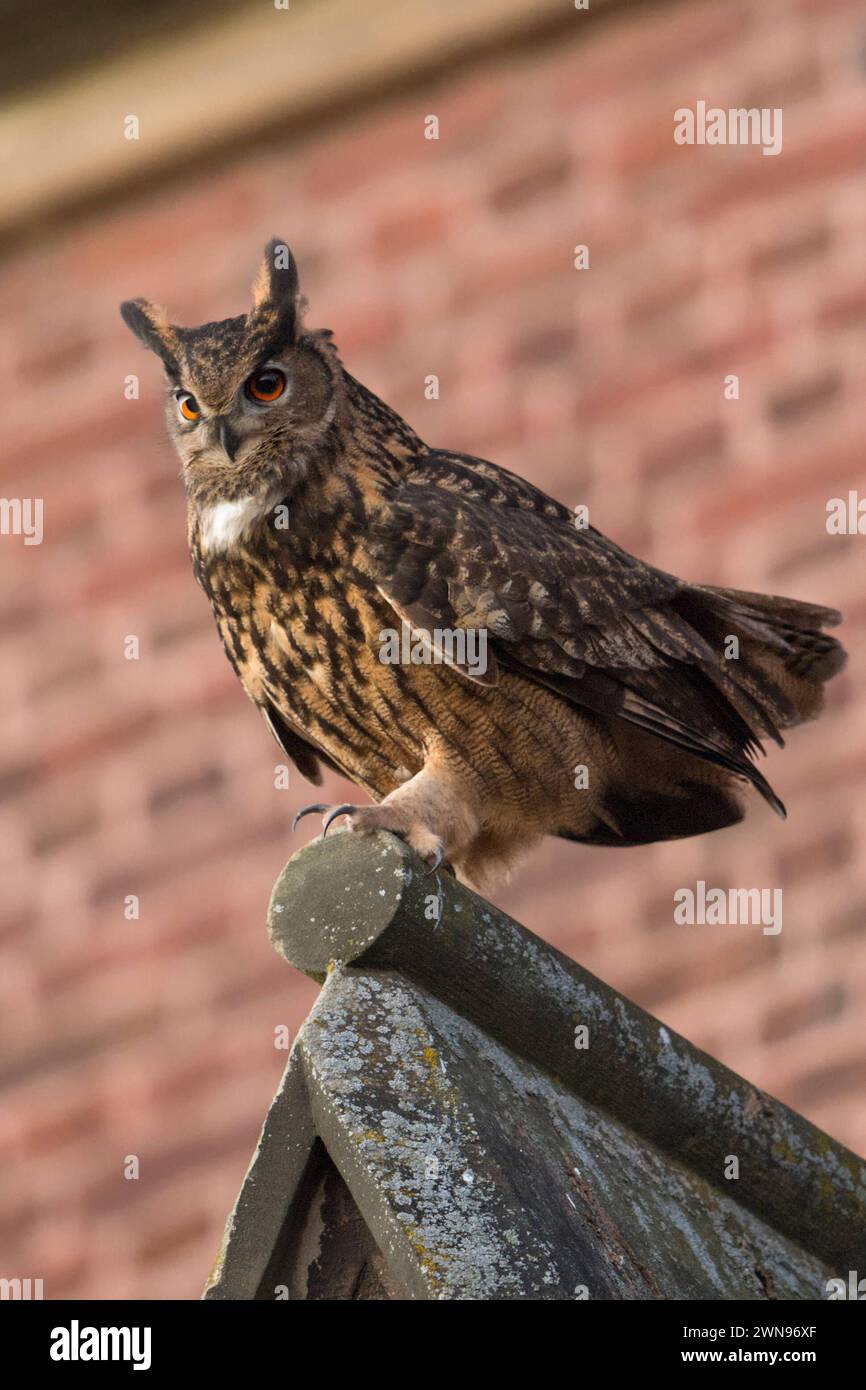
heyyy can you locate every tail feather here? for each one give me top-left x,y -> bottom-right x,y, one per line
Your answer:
527,581 -> 844,849
682,584 -> 846,730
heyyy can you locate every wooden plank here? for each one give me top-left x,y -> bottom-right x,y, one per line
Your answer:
211,957 -> 839,1299
203,1051 -> 318,1300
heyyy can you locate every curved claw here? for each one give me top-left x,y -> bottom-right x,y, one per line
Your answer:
425,844 -> 445,875
292,802 -> 329,832
323,804 -> 357,836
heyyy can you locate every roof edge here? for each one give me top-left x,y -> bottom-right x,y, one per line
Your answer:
0,0 -> 627,251
269,831 -> 866,1271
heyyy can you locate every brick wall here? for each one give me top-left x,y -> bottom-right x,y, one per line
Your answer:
2,0 -> 865,1298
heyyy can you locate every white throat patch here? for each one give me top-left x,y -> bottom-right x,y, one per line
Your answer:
198,495 -> 272,555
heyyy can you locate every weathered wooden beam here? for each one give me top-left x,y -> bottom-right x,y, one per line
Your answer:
203,1052 -> 318,1300
267,831 -> 866,1277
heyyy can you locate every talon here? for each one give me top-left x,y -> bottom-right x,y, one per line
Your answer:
323,804 -> 356,836
426,845 -> 445,875
292,802 -> 329,832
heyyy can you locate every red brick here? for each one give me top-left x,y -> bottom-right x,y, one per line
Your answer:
371,201 -> 451,259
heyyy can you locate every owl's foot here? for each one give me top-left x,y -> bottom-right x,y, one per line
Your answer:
292,800 -> 446,872
294,762 -> 480,878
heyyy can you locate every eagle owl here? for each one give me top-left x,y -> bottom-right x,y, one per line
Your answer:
121,240 -> 845,891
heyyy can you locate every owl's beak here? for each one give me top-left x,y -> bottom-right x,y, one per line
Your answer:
218,419 -> 240,462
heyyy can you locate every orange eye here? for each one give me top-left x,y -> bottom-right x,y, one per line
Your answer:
178,393 -> 200,422
246,369 -> 286,403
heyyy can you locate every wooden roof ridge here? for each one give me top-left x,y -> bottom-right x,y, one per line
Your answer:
204,830 -> 866,1300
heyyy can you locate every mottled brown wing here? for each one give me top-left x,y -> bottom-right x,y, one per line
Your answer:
367,451 -> 787,810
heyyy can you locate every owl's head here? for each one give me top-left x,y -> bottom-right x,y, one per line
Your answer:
121,239 -> 341,515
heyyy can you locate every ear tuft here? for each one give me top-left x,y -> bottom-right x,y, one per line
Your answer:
120,298 -> 179,374
251,238 -> 300,338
